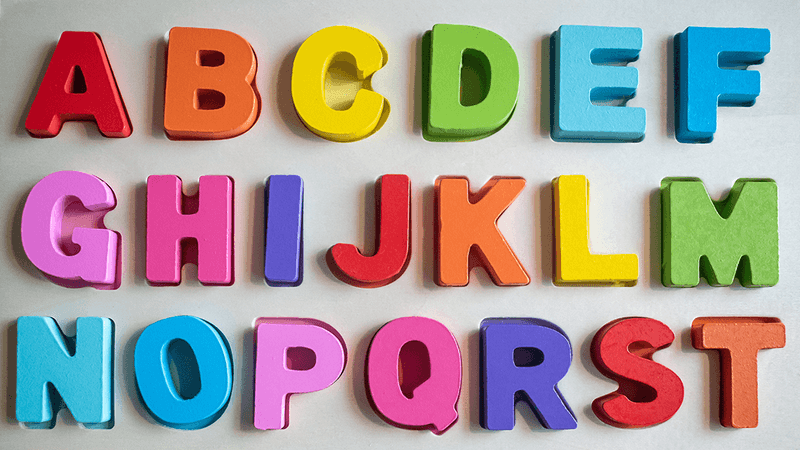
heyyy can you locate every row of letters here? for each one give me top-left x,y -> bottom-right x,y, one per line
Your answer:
15,315 -> 785,431
24,26 -> 770,143
20,171 -> 779,290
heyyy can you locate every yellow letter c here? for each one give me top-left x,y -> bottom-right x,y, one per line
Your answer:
291,26 -> 390,142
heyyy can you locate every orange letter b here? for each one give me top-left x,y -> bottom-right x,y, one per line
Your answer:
164,27 -> 259,139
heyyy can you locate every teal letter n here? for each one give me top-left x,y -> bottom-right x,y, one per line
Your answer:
16,316 -> 113,428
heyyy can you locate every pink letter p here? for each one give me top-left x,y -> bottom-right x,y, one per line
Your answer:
254,318 -> 347,430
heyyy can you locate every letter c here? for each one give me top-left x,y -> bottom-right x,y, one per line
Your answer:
291,26 -> 390,142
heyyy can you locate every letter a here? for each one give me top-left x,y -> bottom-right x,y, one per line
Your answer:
25,32 -> 131,138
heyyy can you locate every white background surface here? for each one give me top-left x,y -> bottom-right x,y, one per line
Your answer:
1,0 -> 798,448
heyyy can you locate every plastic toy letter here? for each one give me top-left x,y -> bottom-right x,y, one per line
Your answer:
25,31 -> 132,138
164,27 -> 259,139
328,174 -> 411,287
133,316 -> 233,430
661,178 -> 778,287
691,317 -> 785,428
254,319 -> 347,429
366,317 -> 462,434
265,175 -> 304,286
20,170 -> 121,289
424,24 -> 519,141
436,176 -> 529,286
146,175 -> 234,286
553,175 -> 638,286
291,26 -> 389,142
591,318 -> 684,428
16,316 -> 113,428
481,318 -> 577,430
552,25 -> 644,142
675,27 -> 770,143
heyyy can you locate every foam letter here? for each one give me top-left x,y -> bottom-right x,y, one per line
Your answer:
481,318 -> 576,430
661,178 -> 778,287
675,27 -> 770,143
133,316 -> 232,429
328,174 -> 411,287
164,27 -> 259,139
16,316 -> 113,428
591,317 -> 684,428
265,175 -> 304,287
146,175 -> 234,286
424,24 -> 519,141
553,175 -> 638,286
25,31 -> 131,138
691,317 -> 785,428
552,25 -> 644,142
436,176 -> 529,286
254,318 -> 346,429
291,26 -> 389,142
366,317 -> 461,434
21,170 -> 121,289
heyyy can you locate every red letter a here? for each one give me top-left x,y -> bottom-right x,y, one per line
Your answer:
25,31 -> 131,138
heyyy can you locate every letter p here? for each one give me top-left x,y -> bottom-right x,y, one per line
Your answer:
254,319 -> 347,430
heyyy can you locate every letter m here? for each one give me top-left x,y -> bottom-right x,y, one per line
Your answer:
661,178 -> 778,287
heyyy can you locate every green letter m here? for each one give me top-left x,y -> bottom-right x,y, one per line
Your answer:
661,178 -> 778,287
